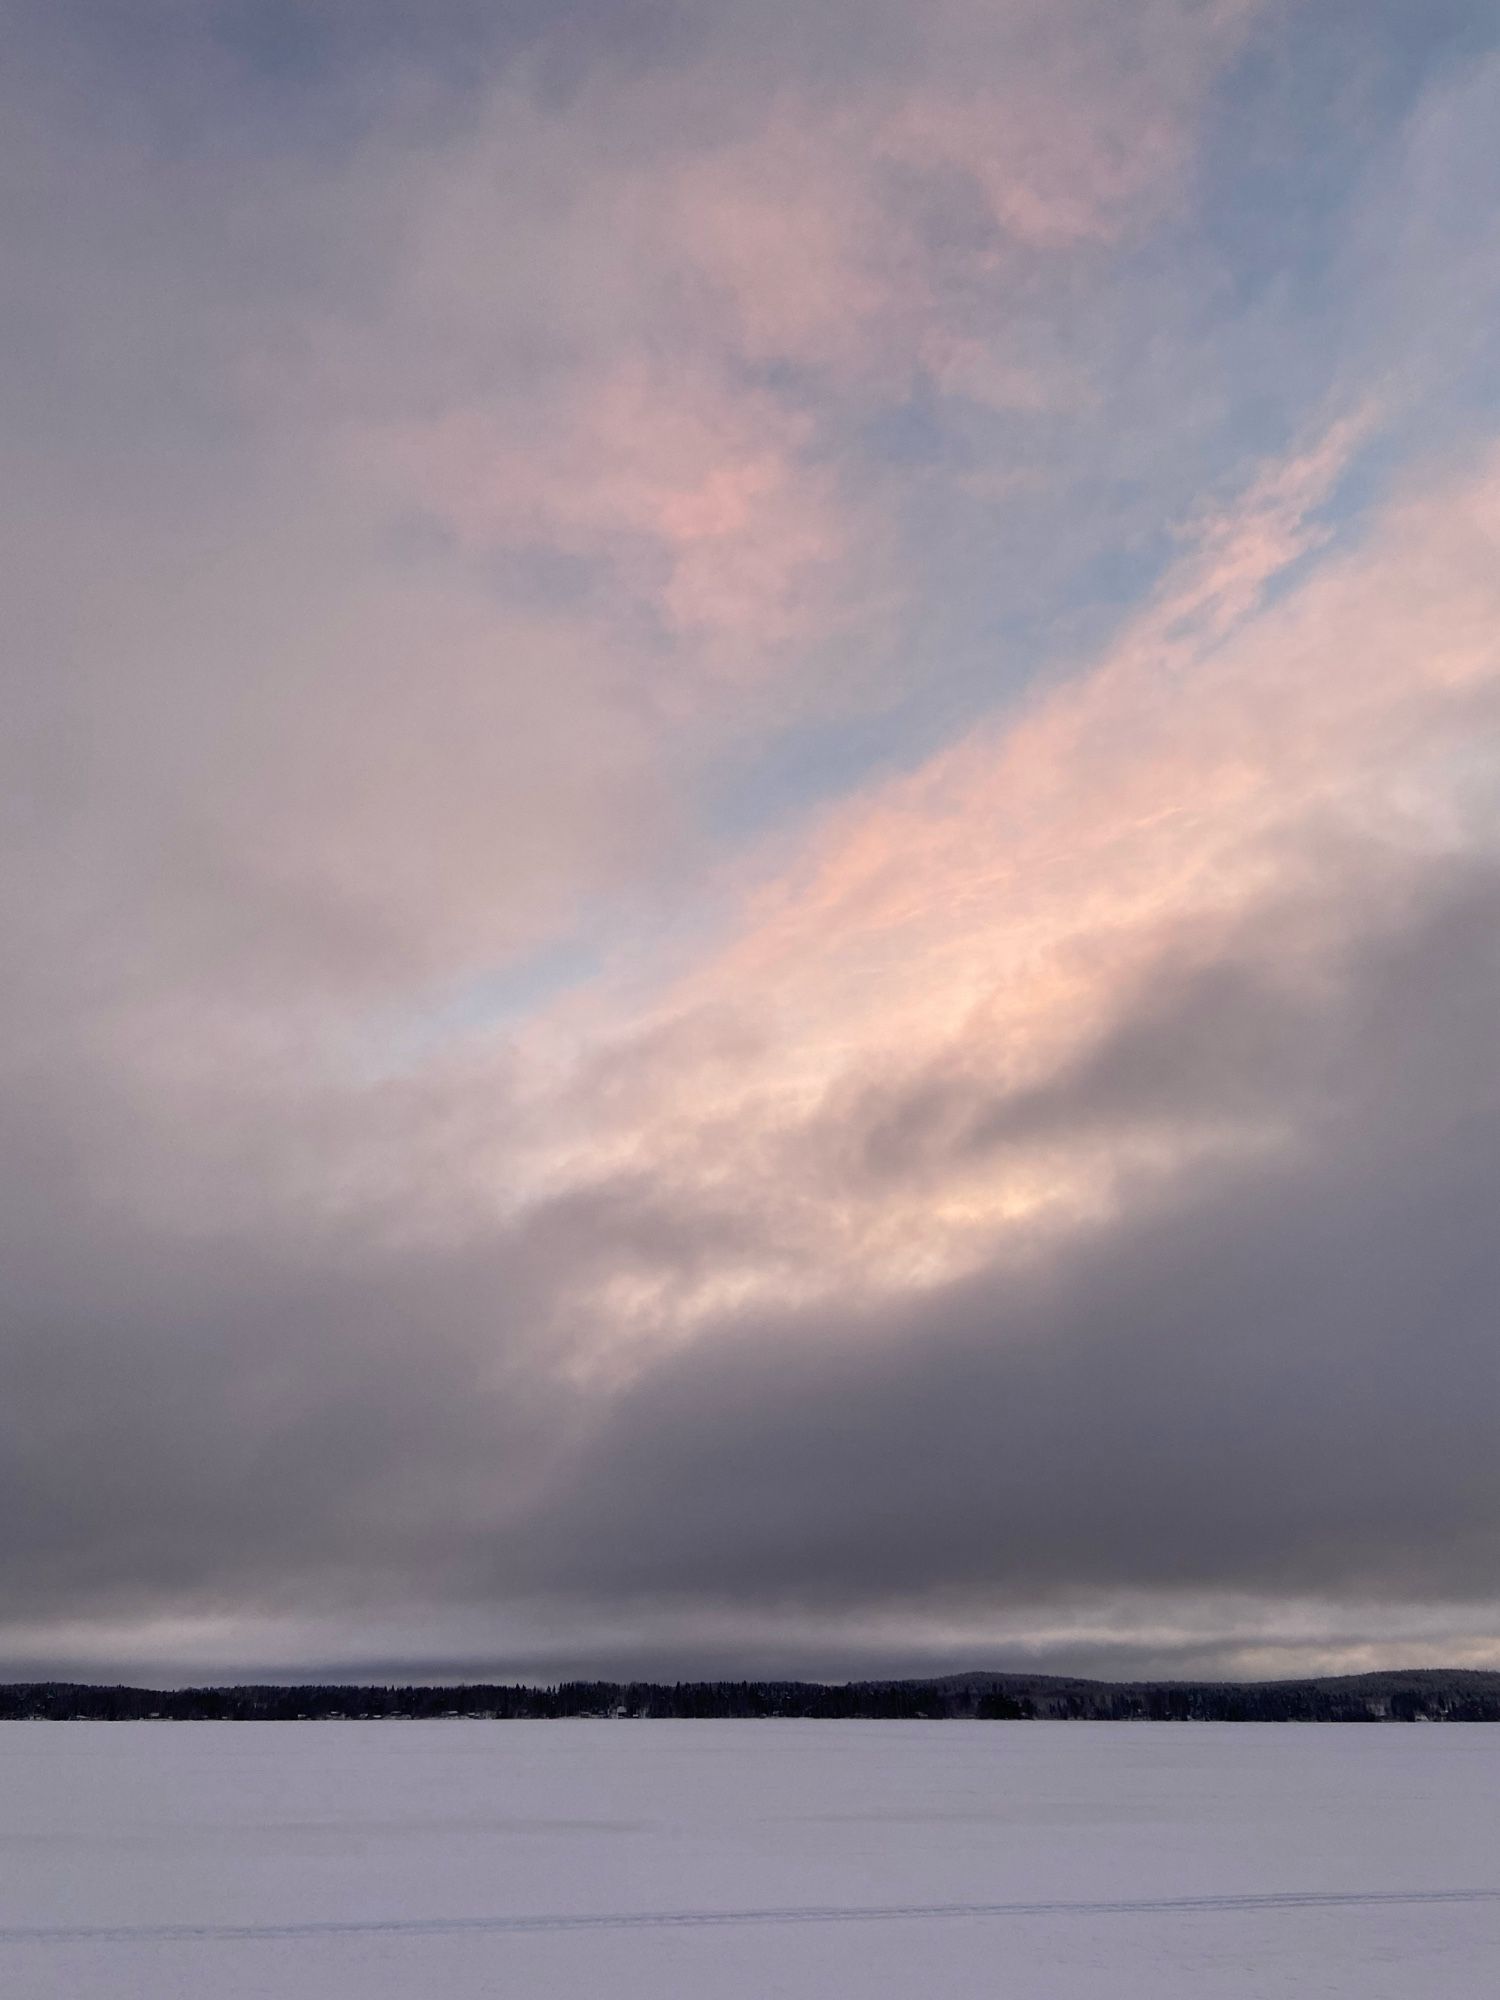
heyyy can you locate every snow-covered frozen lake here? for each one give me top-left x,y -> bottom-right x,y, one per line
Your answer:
2,1719 -> 1497,1996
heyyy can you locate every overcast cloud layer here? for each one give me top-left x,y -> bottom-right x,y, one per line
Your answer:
2,0 -> 1499,1684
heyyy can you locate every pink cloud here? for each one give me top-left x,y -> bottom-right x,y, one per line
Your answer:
473,431 -> 1500,1355
334,0 -> 1262,720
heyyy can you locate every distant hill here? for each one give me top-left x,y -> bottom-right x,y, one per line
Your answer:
910,1668 -> 1500,1722
3,1668 -> 1500,1722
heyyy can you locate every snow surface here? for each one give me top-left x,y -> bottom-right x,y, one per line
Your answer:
2,1719 -> 1498,1997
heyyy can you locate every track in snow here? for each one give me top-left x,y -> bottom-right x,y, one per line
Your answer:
5,1886 -> 1499,1948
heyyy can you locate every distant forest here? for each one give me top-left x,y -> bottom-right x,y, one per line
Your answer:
5,1669 -> 1500,1722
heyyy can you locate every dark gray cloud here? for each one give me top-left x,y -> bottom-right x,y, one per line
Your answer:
1,847 -> 1495,1675
500,859 -> 1500,1613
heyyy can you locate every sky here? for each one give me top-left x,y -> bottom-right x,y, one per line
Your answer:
1,0 -> 1498,1688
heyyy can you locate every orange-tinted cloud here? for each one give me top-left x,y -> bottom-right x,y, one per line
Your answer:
483,429 -> 1500,1355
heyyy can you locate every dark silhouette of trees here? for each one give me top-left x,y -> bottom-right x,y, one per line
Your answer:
4,1668 -> 1497,1723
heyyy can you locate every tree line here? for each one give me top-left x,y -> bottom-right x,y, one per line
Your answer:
3,1668 -> 1499,1721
